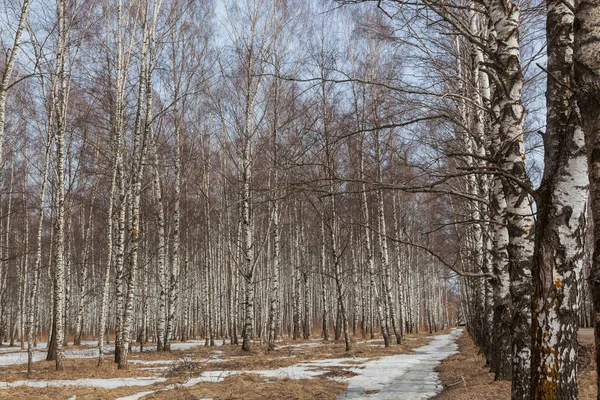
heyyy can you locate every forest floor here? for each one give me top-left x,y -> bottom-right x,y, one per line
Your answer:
434,328 -> 597,400
0,329 -> 458,400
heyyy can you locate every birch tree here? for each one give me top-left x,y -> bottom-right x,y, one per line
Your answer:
222,0 -> 276,352
51,0 -> 73,370
530,0 -> 589,395
117,0 -> 161,369
574,0 -> 600,395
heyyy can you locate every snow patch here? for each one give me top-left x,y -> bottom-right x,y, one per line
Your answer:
0,340 -> 213,367
0,377 -> 166,389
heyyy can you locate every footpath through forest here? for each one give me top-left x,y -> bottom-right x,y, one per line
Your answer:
338,328 -> 462,399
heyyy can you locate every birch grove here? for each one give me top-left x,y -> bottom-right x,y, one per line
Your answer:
0,0 -> 600,398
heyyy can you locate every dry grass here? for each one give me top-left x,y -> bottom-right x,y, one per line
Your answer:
149,373 -> 348,400
579,372 -> 596,400
0,357 -> 153,382
433,332 -> 510,400
578,340 -> 597,400
207,333 -> 434,371
0,384 -> 162,400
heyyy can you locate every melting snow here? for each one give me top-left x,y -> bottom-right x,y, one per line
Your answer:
0,377 -> 166,389
177,356 -> 369,382
0,348 -> 108,366
338,328 -> 462,399
116,390 -> 160,400
0,340 -> 214,367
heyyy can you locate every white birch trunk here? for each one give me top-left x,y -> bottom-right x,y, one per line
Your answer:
27,132 -> 52,374
483,0 -> 535,394
153,145 -> 167,352
531,0 -> 589,395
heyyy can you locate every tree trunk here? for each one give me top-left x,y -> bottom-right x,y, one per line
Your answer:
28,133 -> 52,374
483,0 -> 535,394
241,133 -> 254,352
530,0 -> 589,396
574,0 -> 600,396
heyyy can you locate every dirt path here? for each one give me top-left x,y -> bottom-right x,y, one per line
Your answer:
579,328 -> 594,345
338,329 -> 462,400
433,330 -> 510,400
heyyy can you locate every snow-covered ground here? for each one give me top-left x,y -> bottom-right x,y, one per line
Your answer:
0,348 -> 104,366
0,377 -> 166,389
0,340 -> 211,367
338,328 -> 462,399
